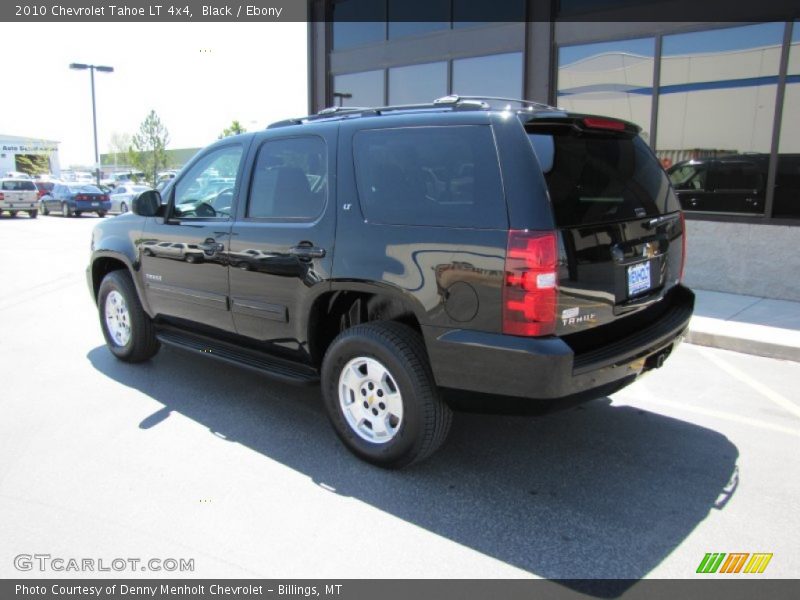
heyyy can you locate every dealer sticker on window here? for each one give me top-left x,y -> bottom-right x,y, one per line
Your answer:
628,261 -> 651,296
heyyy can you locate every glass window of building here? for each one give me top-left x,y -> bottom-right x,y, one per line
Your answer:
657,23 -> 784,215
452,0 -> 525,28
388,0 -> 450,39
332,70 -> 385,107
388,62 -> 447,105
557,38 -> 654,142
332,0 -> 386,50
776,22 -> 800,218
452,52 -> 523,99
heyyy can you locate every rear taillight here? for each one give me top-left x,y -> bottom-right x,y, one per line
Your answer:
503,230 -> 558,337
101,194 -> 109,202
679,211 -> 687,282
0,193 -> 4,201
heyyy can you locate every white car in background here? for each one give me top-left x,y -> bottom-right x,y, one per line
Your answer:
108,184 -> 151,214
0,178 -> 39,218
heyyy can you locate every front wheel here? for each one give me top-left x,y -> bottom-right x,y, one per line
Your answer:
29,210 -> 38,219
119,201 -> 128,214
321,321 -> 452,469
97,270 -> 160,362
9,211 -> 17,218
41,202 -> 49,215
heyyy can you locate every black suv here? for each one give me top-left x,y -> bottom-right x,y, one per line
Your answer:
87,96 -> 693,468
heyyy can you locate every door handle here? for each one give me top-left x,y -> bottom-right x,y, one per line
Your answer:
289,244 -> 326,260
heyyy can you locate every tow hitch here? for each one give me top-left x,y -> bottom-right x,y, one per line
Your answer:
644,344 -> 673,371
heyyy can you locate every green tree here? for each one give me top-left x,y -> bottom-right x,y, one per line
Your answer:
218,120 -> 247,139
15,153 -> 50,176
131,110 -> 170,186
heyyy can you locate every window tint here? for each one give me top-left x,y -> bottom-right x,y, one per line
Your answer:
174,145 -> 242,219
247,136 -> 327,220
528,126 -> 680,227
668,164 -> 707,191
353,126 -> 507,228
452,53 -> 523,99
333,70 -> 384,108
709,163 -> 762,191
388,62 -> 447,105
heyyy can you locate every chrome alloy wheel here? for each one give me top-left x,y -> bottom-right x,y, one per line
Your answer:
338,357 -> 404,443
104,290 -> 132,347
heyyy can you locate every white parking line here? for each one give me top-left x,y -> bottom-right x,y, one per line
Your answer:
693,345 -> 800,421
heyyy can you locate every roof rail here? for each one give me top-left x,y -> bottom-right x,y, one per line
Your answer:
434,94 -> 559,111
267,95 -> 558,129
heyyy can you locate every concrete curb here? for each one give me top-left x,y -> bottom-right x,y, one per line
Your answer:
685,329 -> 800,363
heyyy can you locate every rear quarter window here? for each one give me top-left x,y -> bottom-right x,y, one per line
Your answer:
353,125 -> 507,229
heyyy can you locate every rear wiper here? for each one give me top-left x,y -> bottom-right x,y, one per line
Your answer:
643,213 -> 680,229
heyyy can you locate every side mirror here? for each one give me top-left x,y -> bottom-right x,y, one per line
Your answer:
132,190 -> 162,217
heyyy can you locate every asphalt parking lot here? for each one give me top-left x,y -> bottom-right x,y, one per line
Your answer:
1,213 -> 798,585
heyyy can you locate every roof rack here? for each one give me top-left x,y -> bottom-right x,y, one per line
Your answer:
434,95 -> 560,111
267,95 -> 559,129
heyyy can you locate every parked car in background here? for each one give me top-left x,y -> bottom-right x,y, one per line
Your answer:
40,183 -> 111,217
108,184 -> 151,214
33,180 -> 56,201
0,178 -> 39,218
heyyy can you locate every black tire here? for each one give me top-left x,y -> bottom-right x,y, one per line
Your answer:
41,203 -> 49,215
321,321 -> 452,469
62,202 -> 72,217
120,202 -> 128,213
97,211 -> 106,218
29,210 -> 38,219
97,270 -> 160,363
9,211 -> 17,218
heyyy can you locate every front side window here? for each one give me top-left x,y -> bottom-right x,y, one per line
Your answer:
353,125 -> 507,228
247,136 -> 327,220
173,145 -> 243,219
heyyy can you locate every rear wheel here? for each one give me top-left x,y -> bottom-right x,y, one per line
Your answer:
41,202 -> 49,215
98,270 -> 160,363
62,202 -> 72,217
97,211 -> 106,218
9,211 -> 17,218
28,210 -> 37,219
321,321 -> 452,469
119,202 -> 128,214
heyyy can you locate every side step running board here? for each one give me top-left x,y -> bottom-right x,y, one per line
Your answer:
156,328 -> 319,385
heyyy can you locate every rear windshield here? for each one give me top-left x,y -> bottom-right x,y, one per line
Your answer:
2,180 -> 36,191
69,185 -> 103,193
527,125 -> 680,227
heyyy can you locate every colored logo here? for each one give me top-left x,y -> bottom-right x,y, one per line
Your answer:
696,553 -> 773,574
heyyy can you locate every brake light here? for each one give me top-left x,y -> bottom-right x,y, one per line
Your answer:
101,194 -> 109,202
0,193 -> 4,201
679,211 -> 687,282
583,117 -> 626,131
503,230 -> 558,337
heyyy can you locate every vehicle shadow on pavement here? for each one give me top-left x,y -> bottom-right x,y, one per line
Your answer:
88,345 -> 738,596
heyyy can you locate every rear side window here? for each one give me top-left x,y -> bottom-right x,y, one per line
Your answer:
528,125 -> 680,227
708,163 -> 762,191
353,125 -> 507,228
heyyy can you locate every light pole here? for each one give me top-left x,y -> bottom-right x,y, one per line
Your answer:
70,63 -> 113,185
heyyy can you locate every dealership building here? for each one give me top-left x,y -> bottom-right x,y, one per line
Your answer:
307,1 -> 800,300
0,135 -> 61,178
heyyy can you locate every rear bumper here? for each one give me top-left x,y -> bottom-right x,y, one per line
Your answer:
0,201 -> 36,210
75,202 -> 111,212
425,285 -> 694,401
